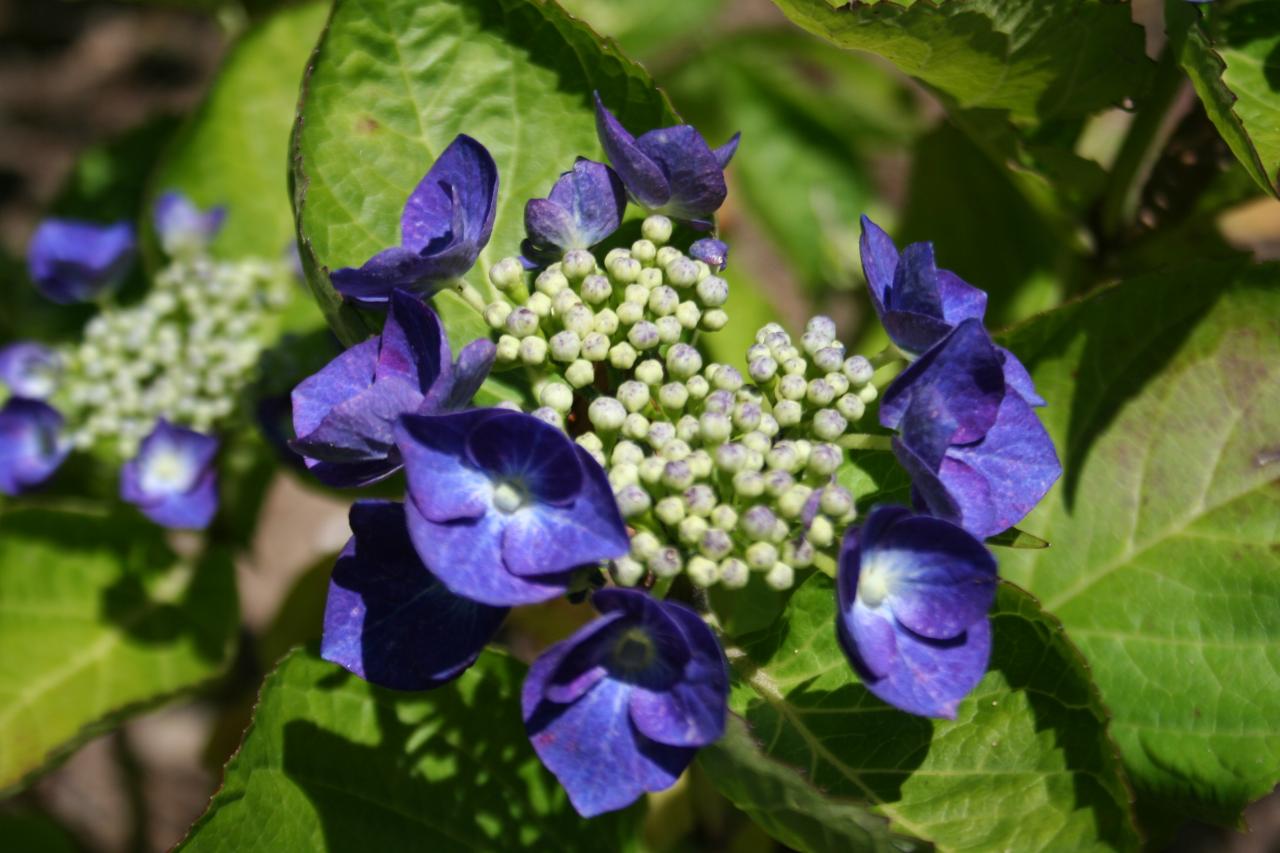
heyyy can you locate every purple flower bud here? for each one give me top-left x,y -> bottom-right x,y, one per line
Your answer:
120,420 -> 219,529
27,218 -> 135,304
0,398 -> 69,495
689,238 -> 729,270
523,159 -> 627,264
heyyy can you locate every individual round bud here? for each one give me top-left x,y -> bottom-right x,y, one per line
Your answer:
820,484 -> 855,519
659,343 -> 699,380
677,515 -> 708,546
765,469 -> 796,498
665,257 -> 699,288
733,402 -> 763,432
611,257 -> 642,284
617,380 -> 650,413
646,421 -> 675,450
770,399 -> 801,429
836,393 -> 866,422
580,332 -> 611,362
609,342 -> 638,370
746,541 -> 779,571
801,330 -> 831,356
712,365 -> 744,392
631,239 -> 657,264
588,396 -> 626,431
506,307 -> 540,338
589,308 -> 617,336
778,485 -> 814,519
612,556 -> 646,587
657,382 -> 688,411
812,408 -> 848,441
700,309 -> 729,331
630,530 -> 661,560
484,301 -> 513,329
683,555 -> 716,588
733,470 -> 766,498
548,330 -> 582,363
628,321 -> 660,351
604,247 -> 630,268
496,334 -> 520,362
807,515 -> 835,548
638,268 -> 664,289
662,459 -> 694,491
807,442 -> 843,476
648,546 -> 683,578
612,440 -> 646,467
765,561 -> 795,591
617,301 -> 644,325
711,503 -> 738,532
698,411 -> 732,445
842,355 -> 874,386
552,288 -> 582,316
488,256 -> 525,291
714,442 -> 748,473
805,315 -> 837,344
695,275 -> 729,307
655,316 -> 682,344
539,382 -> 574,413
779,357 -> 805,377
642,215 -> 673,244
749,357 -> 778,384
648,285 -> 679,316
634,359 -> 665,386
622,412 -> 650,440
526,292 -> 552,318
655,496 -> 686,526
806,379 -> 837,407
659,439 -> 691,461
576,432 -> 604,454
566,359 -> 596,388
742,506 -> 778,541
535,267 -> 569,296
519,336 -> 548,365
685,375 -> 710,400
858,383 -> 879,404
813,345 -> 845,373
700,528 -> 733,560
824,372 -> 850,398
676,415 -> 700,443
655,246 -> 682,268
531,406 -> 563,428
766,442 -> 800,472
639,455 -> 667,485
675,301 -> 702,330
580,274 -> 612,305
562,249 -> 596,280
703,389 -> 733,415
624,283 -> 648,304
562,302 -> 595,336
688,449 -> 712,479
684,484 -> 716,517
742,431 -> 771,454
615,483 -> 651,518
777,374 -> 807,401
719,558 -> 749,589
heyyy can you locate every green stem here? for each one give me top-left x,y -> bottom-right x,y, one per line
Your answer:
811,550 -> 837,579
868,345 -> 905,370
838,433 -> 893,452
453,279 -> 490,313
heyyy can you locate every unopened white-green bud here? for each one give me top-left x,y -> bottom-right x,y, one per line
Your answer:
820,484 -> 855,519
683,484 -> 715,517
658,382 -> 688,410
685,375 -> 710,400
749,357 -> 778,383
566,359 -> 596,388
639,455 -> 667,485
648,286 -> 679,316
562,303 -> 595,336
613,440 -> 646,467
698,411 -> 731,444
648,546 -> 683,578
488,257 -> 525,291
808,442 -> 842,476
813,345 -> 845,373
807,379 -> 837,407
617,301 -> 644,325
617,380 -> 650,413
539,382 -> 574,412
688,449 -> 712,479
581,274 -> 612,305
581,332 -> 611,362
766,442 -> 801,472
825,372 -> 850,397
785,538 -> 815,569
674,415 -> 699,444
552,288 -> 581,316
496,334 -> 520,362
655,496 -> 685,526
548,330 -> 582,362
665,257 -> 699,288
628,321 -> 660,351
634,359 -> 664,386
519,336 -> 548,365
610,463 -> 639,491
506,307 -> 540,338
675,301 -> 701,329
765,470 -> 796,498
715,442 -> 748,473
742,431 -> 771,454
700,309 -> 728,331
612,556 -> 646,587
746,541 -> 779,571
719,558 -> 749,589
777,374 -> 807,401
733,470 -> 765,497
631,530 -> 661,560
615,484 -> 651,518
687,556 -> 718,588
807,515 -> 835,548
742,506 -> 778,540
801,329 -> 832,356
700,528 -> 733,560
562,249 -> 595,280
858,383 -> 878,404
806,315 -> 837,343
695,275 -> 729,307
639,268 -> 664,289
535,267 -> 569,296
631,239 -> 657,264
589,396 -> 626,431
609,342 -> 638,370
642,215 -> 673,244
531,406 -> 563,428
733,402 -> 763,432
611,256 -> 642,284
659,438 -> 691,461
624,284 -> 648,305
812,408 -> 848,441
655,316 -> 682,344
843,355 -> 874,386
836,393 -> 866,421
484,301 -> 513,329
765,561 -> 795,590
713,365 -> 744,392
623,412 -> 650,440
662,459 -> 694,491
642,422 -> 672,451
663,343 -> 700,379
678,515 -> 708,546
771,399 -> 802,428
526,292 -> 552,318
712,505 -> 738,533
778,485 -> 813,519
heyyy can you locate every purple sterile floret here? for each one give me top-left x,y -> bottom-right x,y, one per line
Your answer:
523,588 -> 728,816
119,419 -> 219,530
153,190 -> 226,257
0,398 -> 69,495
27,218 -> 136,304
523,159 -> 627,264
689,238 -> 729,270
0,342 -> 60,400
836,505 -> 996,719
290,289 -> 496,487
881,319 -> 1060,539
594,93 -> 739,227
321,499 -> 508,690
396,408 -> 629,607
331,135 -> 498,306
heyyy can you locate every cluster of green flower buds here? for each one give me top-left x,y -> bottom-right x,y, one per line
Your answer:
55,254 -> 294,459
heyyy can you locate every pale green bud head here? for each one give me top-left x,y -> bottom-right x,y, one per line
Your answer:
642,215 -> 673,244
609,342 -> 638,370
581,332 -> 611,362
634,359 -> 665,386
566,359 -> 596,388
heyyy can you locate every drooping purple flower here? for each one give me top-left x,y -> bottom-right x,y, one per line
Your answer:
321,500 -> 508,690
522,158 -> 627,264
119,420 -> 218,529
27,218 -> 136,304
290,289 -> 496,487
154,190 -> 226,257
689,238 -> 729,271
0,342 -> 60,400
881,319 -> 1060,539
0,398 -> 69,495
594,93 -> 739,228
836,505 -> 996,719
396,408 -> 629,607
331,135 -> 498,306
523,588 -> 728,816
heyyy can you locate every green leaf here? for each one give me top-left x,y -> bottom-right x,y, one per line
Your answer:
0,508 -> 238,793
705,576 -> 1140,851
1170,0 -> 1280,198
987,527 -> 1049,550
768,0 -> 1152,127
997,261 -> 1280,828
180,648 -> 640,850
291,0 -> 677,346
556,0 -> 724,57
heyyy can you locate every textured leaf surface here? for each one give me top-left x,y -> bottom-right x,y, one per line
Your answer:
292,0 -> 677,345
180,648 -> 638,850
557,0 -> 723,56
1171,0 -> 1280,197
705,576 -> 1139,851
0,508 -> 237,793
768,0 -> 1151,126
998,261 -> 1280,827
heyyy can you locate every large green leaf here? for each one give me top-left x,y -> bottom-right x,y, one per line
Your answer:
997,261 -> 1280,829
292,0 -> 677,346
702,576 -> 1140,851
768,0 -> 1152,126
0,508 -> 238,793
557,0 -> 724,57
180,648 -> 639,850
1170,0 -> 1280,198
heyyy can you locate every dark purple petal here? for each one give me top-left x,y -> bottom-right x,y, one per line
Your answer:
131,469 -> 219,529
892,437 -> 970,529
712,132 -> 741,170
628,601 -> 727,748
0,398 -> 68,495
465,411 -> 583,505
888,243 -> 944,318
401,134 -> 498,263
594,92 -> 670,210
523,199 -> 578,255
0,342 -> 60,399
330,245 -> 444,306
997,346 -> 1046,407
935,269 -> 988,326
881,310 -> 957,360
525,159 -> 627,255
120,420 -> 219,530
27,219 -> 135,304
376,291 -> 451,392
858,215 -> 898,317
541,611 -> 626,704
321,500 -> 507,690
636,125 -> 727,220
153,191 -> 226,255
292,339 -> 379,438
291,376 -> 422,463
397,410 -> 496,522
689,238 -> 729,270
431,338 -> 496,411
592,588 -> 693,681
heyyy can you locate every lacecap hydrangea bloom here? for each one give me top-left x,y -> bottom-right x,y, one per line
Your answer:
119,419 -> 219,530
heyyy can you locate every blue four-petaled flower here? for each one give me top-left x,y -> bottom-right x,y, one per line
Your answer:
0,398 -> 69,495
0,342 -> 60,400
523,588 -> 728,816
27,218 -> 136,304
836,505 -> 997,719
119,419 -> 219,530
523,158 -> 627,264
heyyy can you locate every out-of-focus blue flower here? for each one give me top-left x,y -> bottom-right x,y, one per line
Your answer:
0,398 -> 69,495
522,159 -> 627,264
689,238 -> 729,271
881,319 -> 1060,538
594,93 -> 739,228
154,191 -> 226,258
396,408 -> 629,607
523,588 -> 728,816
331,135 -> 498,306
0,342 -> 60,400
291,290 -> 496,487
119,419 -> 218,529
27,218 -> 136,304
321,499 -> 508,690
836,505 -> 996,719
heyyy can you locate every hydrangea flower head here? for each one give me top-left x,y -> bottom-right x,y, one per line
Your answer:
594,93 -> 739,227
27,218 -> 136,304
881,319 -> 1060,538
396,408 -> 629,606
523,588 -> 728,816
322,500 -> 508,690
119,419 -> 218,529
154,191 -> 226,258
331,135 -> 498,306
0,342 -> 60,400
836,505 -> 997,719
0,398 -> 69,495
291,289 -> 496,487
523,158 -> 627,264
